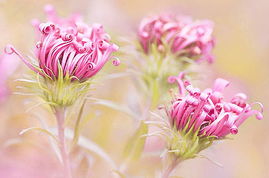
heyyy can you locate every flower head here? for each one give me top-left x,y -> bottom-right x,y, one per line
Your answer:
5,6 -> 119,106
138,14 -> 215,63
7,18 -> 119,82
167,73 -> 263,138
153,73 -> 263,159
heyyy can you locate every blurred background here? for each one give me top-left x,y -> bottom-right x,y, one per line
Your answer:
0,0 -> 268,177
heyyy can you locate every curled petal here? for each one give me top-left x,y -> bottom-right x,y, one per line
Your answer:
99,40 -> 110,49
250,102 -> 264,115
5,45 -> 41,75
36,42 -> 42,48
4,45 -> 15,55
39,22 -> 56,34
256,112 -> 263,120
61,34 -> 73,41
112,57 -> 120,66
186,85 -> 200,96
167,76 -> 177,83
167,72 -> 185,95
230,125 -> 238,135
111,44 -> 119,51
78,47 -> 87,53
88,62 -> 96,71
234,106 -> 263,127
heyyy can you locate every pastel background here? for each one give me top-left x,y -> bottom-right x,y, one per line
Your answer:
0,0 -> 268,177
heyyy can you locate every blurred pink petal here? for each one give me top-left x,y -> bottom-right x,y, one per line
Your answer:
138,14 -> 215,63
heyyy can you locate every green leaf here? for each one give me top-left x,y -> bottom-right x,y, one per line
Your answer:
19,127 -> 58,142
123,121 -> 149,162
87,97 -> 139,119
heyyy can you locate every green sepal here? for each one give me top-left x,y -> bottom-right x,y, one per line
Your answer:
17,63 -> 92,108
167,120 -> 218,160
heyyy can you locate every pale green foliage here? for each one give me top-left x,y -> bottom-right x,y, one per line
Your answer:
123,121 -> 148,161
118,38 -> 193,109
140,44 -> 189,108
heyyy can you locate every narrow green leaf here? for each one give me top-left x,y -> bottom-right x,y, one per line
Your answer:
87,97 -> 139,119
123,121 -> 149,161
19,127 -> 58,142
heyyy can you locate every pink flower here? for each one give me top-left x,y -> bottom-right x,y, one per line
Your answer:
0,54 -> 19,102
6,16 -> 119,81
166,73 -> 263,138
138,14 -> 215,63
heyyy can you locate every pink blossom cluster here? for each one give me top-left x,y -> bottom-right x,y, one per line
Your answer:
7,5 -> 119,81
167,73 -> 263,138
138,14 -> 215,63
36,21 -> 118,80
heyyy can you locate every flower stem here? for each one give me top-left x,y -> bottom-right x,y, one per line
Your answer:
55,107 -> 73,178
162,157 -> 180,178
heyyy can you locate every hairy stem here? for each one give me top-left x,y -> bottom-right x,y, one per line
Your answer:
55,107 -> 72,178
162,157 -> 180,178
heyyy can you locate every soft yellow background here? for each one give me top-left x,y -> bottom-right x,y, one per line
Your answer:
0,0 -> 268,178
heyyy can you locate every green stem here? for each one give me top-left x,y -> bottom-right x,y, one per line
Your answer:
150,78 -> 160,109
72,99 -> 86,147
55,107 -> 73,178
